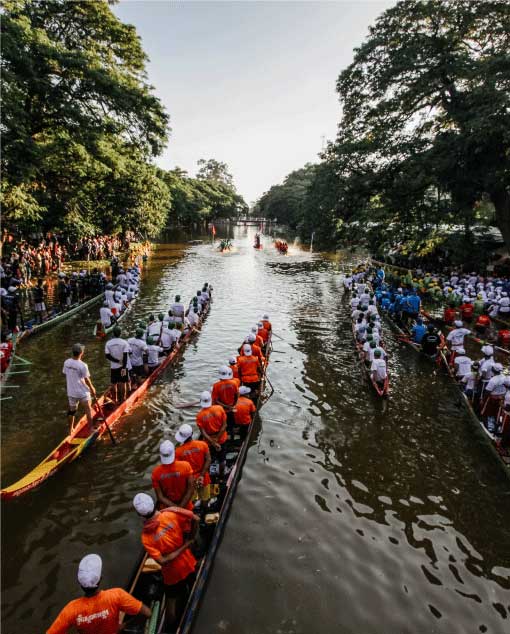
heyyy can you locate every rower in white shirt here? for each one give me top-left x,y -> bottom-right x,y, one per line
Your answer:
170,295 -> 185,324
454,348 -> 472,379
99,302 -> 115,328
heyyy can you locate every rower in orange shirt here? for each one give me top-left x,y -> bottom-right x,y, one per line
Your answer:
175,424 -> 211,514
228,356 -> 239,379
237,344 -> 262,397
46,554 -> 151,634
151,440 -> 195,510
211,366 -> 240,440
133,493 -> 198,628
196,390 -> 227,473
234,385 -> 257,441
256,320 -> 269,353
261,313 -> 272,333
250,325 -> 265,350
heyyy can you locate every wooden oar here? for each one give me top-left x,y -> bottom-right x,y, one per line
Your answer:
93,396 -> 117,445
175,400 -> 201,409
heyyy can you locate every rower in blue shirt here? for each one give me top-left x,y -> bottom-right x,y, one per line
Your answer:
411,317 -> 427,343
406,289 -> 421,317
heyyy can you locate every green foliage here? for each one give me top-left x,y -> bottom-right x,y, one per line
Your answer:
160,166 -> 247,226
1,0 -> 170,237
257,0 -> 510,258
196,158 -> 235,189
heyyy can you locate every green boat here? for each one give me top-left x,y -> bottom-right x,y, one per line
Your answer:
23,293 -> 104,338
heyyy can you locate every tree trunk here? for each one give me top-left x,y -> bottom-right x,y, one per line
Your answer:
492,188 -> 510,253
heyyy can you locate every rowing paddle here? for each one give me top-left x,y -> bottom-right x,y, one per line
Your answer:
93,396 -> 117,445
175,400 -> 201,409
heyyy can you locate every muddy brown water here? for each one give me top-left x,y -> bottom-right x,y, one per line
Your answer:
1,227 -> 509,634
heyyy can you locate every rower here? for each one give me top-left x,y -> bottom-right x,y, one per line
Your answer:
454,348 -> 472,381
237,344 -> 262,398
127,328 -> 148,385
446,320 -> 470,364
461,361 -> 479,400
158,319 -> 175,354
256,320 -> 269,353
421,324 -> 442,358
105,326 -> 130,403
350,292 -> 360,310
133,493 -> 198,628
370,349 -> 387,388
261,313 -> 272,333
152,440 -> 195,510
362,335 -> 374,361
411,317 -> 427,344
99,301 -> 115,329
175,424 -> 212,515
196,390 -> 227,474
170,295 -> 185,324
478,345 -> 496,400
146,314 -> 160,339
474,313 -> 491,336
46,554 -> 150,634
63,343 -> 97,433
145,336 -> 164,373
211,366 -> 239,440
233,385 -> 257,441
187,305 -> 200,329
250,325 -> 264,350
483,363 -> 506,434
228,356 -> 239,379
244,333 -> 265,365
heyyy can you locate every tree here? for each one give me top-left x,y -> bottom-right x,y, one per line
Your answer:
196,159 -> 235,189
334,0 -> 510,248
1,0 -> 170,236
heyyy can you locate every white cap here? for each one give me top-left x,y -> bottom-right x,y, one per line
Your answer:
8,286 -> 16,292
251,326 -> 258,333
243,344 -> 252,356
200,390 -> 212,408
481,345 -> 494,355
454,320 -> 463,327
228,356 -> 237,365
263,313 -> 269,320
239,386 -> 251,396
493,363 -> 503,372
248,333 -> 256,343
159,440 -> 175,465
0,288 -> 7,296
218,365 -> 230,378
226,367 -> 233,379
133,492 -> 155,516
176,423 -> 193,443
77,554 -> 102,588
257,321 -> 263,328
457,348 -> 465,355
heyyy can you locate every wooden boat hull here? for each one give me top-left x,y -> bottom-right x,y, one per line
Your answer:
122,334 -> 272,634
1,301 -> 211,500
23,293 -> 103,339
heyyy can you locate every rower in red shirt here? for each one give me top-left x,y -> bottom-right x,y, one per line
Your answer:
152,440 -> 195,510
196,390 -> 227,473
240,334 -> 265,366
250,325 -> 265,349
133,493 -> 198,628
46,554 -> 150,634
234,385 -> 257,441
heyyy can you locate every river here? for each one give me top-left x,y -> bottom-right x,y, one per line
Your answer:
1,226 -> 509,634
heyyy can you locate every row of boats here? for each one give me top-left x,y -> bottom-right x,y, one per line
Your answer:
345,266 -> 510,476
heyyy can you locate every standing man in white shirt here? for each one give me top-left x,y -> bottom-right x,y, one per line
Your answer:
128,328 -> 148,385
105,326 -> 130,403
170,295 -> 185,324
62,343 -> 97,433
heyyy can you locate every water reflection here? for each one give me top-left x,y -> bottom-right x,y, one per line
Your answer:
2,227 -> 509,634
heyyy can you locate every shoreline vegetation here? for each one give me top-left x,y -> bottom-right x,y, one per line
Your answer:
253,1 -> 510,269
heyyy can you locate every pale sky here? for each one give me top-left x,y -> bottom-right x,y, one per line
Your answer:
114,0 -> 396,204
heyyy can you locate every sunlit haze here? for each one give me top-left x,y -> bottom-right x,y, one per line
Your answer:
114,0 -> 396,203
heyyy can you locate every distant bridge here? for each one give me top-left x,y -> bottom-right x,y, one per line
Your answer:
214,217 -> 276,225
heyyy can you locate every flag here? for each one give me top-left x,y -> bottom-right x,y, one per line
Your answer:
211,224 -> 216,236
